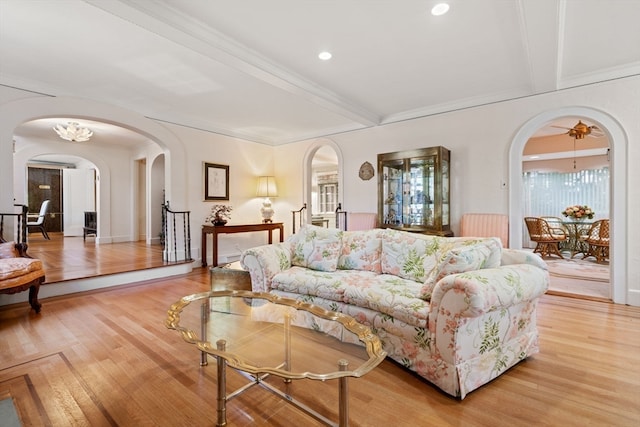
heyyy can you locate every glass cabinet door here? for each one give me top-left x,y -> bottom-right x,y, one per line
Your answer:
381,160 -> 403,225
378,147 -> 452,236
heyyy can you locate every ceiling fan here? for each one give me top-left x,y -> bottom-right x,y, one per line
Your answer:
552,120 -> 604,139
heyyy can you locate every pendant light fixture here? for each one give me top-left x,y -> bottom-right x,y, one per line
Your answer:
53,122 -> 93,142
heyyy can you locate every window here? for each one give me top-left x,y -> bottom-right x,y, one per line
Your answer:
317,173 -> 338,213
523,168 -> 609,217
522,167 -> 610,243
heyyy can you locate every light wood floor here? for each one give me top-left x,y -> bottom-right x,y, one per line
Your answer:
23,232 -> 174,284
1,238 -> 639,425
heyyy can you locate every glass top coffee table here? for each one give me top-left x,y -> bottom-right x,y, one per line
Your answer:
166,290 -> 386,427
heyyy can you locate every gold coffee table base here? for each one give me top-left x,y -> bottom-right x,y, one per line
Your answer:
208,339 -> 350,427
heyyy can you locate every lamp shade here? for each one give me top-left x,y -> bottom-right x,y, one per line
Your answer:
256,176 -> 278,198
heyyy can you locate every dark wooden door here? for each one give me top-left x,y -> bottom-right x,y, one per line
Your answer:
28,167 -> 63,232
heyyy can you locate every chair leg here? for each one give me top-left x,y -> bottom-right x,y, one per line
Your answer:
534,242 -> 564,259
550,243 -> 565,259
29,281 -> 42,313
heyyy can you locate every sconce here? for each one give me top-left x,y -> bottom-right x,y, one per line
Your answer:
256,176 -> 278,223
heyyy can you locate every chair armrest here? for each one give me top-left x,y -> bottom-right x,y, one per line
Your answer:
240,243 -> 291,292
549,227 -> 567,238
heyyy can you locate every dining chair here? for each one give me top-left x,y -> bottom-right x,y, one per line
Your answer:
582,219 -> 610,263
540,216 -> 568,232
524,216 -> 567,259
26,200 -> 51,240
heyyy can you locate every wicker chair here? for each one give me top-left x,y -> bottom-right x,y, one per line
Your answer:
582,219 -> 610,263
524,217 -> 568,259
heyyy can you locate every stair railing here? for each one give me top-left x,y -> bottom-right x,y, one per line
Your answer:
0,204 -> 28,248
335,203 -> 348,231
291,203 -> 307,234
162,201 -> 192,262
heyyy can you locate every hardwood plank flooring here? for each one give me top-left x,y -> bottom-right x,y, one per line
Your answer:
23,233 -> 178,284
1,268 -> 639,426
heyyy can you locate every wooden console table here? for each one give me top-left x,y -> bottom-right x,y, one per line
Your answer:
201,222 -> 284,267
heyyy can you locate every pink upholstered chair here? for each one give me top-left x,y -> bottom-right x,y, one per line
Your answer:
460,213 -> 509,248
336,212 -> 378,231
346,213 -> 378,231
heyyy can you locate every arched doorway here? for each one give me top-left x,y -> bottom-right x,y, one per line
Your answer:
302,139 -> 344,227
0,96 -> 188,261
509,107 -> 628,304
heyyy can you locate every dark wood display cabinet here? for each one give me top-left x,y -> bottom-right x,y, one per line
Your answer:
377,146 -> 453,236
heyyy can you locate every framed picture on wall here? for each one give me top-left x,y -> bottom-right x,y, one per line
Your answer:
204,162 -> 229,201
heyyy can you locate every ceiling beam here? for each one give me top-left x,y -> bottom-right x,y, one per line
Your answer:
517,0 -> 562,94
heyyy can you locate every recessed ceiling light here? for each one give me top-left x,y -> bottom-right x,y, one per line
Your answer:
431,3 -> 450,16
318,51 -> 332,60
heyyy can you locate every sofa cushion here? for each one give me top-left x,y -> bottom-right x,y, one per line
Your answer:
271,267 -> 378,301
0,257 -> 44,281
338,229 -> 383,273
341,274 -> 429,328
271,268 -> 429,328
290,225 -> 343,272
0,241 -> 19,259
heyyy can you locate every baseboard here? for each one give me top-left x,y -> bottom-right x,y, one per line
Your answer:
627,289 -> 640,306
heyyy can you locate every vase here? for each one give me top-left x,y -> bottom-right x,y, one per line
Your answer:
213,219 -> 227,226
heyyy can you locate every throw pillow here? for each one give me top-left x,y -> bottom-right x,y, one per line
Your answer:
380,229 -> 440,282
337,229 -> 383,273
290,224 -> 343,272
0,241 -> 19,259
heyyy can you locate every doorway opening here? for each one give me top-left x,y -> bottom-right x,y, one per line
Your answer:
303,139 -> 343,229
26,155 -> 97,241
509,107 -> 628,305
521,117 -> 610,300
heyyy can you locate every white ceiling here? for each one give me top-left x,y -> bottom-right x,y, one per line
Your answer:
2,0 -> 639,146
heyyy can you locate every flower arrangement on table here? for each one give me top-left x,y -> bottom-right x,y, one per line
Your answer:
562,205 -> 594,220
206,204 -> 232,225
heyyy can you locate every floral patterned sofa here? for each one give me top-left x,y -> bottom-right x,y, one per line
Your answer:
240,225 -> 549,398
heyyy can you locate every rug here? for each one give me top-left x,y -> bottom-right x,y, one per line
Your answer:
545,258 -> 609,282
0,397 -> 22,427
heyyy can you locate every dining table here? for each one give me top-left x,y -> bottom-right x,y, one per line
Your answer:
561,220 -> 593,258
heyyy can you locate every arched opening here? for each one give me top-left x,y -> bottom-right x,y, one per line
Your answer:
1,96 -> 188,263
521,116 -> 611,299
509,107 -> 628,304
302,139 -> 344,228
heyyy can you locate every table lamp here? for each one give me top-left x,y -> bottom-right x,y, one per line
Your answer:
256,176 -> 278,223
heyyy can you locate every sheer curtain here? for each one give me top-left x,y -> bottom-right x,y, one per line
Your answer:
522,167 -> 610,246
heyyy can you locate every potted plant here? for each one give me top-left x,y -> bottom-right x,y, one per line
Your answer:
206,204 -> 232,226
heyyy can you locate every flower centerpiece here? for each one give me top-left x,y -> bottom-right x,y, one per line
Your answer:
206,204 -> 232,226
561,204 -> 594,221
